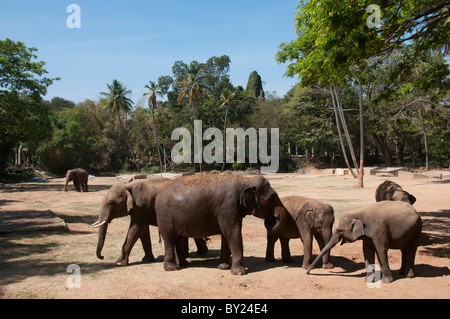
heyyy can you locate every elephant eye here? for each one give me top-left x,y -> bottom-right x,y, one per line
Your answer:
108,200 -> 114,206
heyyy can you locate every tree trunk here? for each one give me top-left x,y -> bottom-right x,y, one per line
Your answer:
330,87 -> 358,178
150,96 -> 164,175
117,109 -> 140,172
420,109 -> 429,170
357,80 -> 364,188
221,105 -> 229,172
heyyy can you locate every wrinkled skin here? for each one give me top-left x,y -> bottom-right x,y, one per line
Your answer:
266,196 -> 335,269
64,168 -> 89,192
155,174 -> 288,275
307,201 -> 422,283
375,180 -> 416,205
91,178 -> 208,267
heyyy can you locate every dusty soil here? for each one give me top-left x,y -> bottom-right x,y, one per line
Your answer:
0,171 -> 449,299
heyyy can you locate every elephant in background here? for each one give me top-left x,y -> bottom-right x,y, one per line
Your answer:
155,174 -> 288,275
64,168 -> 89,192
307,201 -> 422,283
375,180 -> 416,205
90,177 -> 208,267
266,196 -> 335,269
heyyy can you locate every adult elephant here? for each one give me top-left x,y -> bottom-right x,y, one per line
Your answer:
265,196 -> 335,269
307,201 -> 422,283
64,168 -> 89,192
155,174 -> 288,275
90,178 -> 208,266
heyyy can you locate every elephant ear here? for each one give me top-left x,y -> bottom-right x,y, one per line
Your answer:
409,194 -> 416,205
351,219 -> 365,240
301,204 -> 315,228
240,186 -> 256,208
125,189 -> 134,213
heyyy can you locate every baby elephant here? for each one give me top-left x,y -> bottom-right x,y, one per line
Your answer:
375,180 -> 416,205
307,201 -> 422,283
266,196 -> 335,269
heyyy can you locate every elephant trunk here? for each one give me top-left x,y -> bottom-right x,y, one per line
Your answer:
306,233 -> 341,274
95,222 -> 108,260
266,206 -> 287,233
64,177 -> 70,191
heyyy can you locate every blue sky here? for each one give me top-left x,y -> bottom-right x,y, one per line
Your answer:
0,0 -> 299,104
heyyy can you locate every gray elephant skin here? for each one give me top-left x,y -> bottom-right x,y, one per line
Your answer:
90,177 -> 207,267
64,168 -> 89,192
266,196 -> 335,269
375,180 -> 416,205
155,174 -> 288,275
307,201 -> 422,283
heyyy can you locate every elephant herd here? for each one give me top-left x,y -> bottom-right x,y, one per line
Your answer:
65,168 -> 421,284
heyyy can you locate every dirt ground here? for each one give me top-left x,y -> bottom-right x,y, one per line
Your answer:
0,171 -> 449,299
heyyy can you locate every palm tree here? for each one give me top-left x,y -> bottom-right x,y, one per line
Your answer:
100,79 -> 140,172
177,69 -> 208,121
143,81 -> 164,174
219,88 -> 241,172
177,68 -> 208,172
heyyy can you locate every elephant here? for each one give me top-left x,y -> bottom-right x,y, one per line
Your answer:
155,174 -> 288,275
307,201 -> 422,283
375,180 -> 416,205
90,177 -> 208,267
64,168 -> 89,192
265,196 -> 335,269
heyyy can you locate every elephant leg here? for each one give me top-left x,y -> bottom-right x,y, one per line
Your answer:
265,231 -> 279,262
363,240 -> 377,282
182,237 -> 189,257
302,232 -> 313,269
116,222 -> 145,267
373,237 -> 394,283
218,234 -> 231,270
194,238 -> 208,255
314,233 -> 334,269
176,236 -> 190,268
140,227 -> 155,263
226,225 -> 246,275
280,237 -> 294,263
162,235 -> 181,271
400,244 -> 418,278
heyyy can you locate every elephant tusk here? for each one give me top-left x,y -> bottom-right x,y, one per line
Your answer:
90,220 -> 107,228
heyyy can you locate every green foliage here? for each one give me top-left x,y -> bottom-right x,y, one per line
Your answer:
0,38 -> 58,169
245,71 -> 265,100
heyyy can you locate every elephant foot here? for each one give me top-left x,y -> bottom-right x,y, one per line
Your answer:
405,269 -> 415,278
164,262 -> 181,272
231,265 -> 247,276
323,262 -> 335,269
282,256 -> 294,263
302,262 -> 312,270
382,274 -> 394,283
115,259 -> 129,267
196,247 -> 208,256
179,259 -> 190,268
265,256 -> 276,263
142,255 -> 156,263
218,262 -> 231,270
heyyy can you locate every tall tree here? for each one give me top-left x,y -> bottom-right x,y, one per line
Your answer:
0,38 -> 58,169
144,81 -> 167,174
177,66 -> 208,172
219,88 -> 241,172
100,79 -> 139,172
246,71 -> 265,100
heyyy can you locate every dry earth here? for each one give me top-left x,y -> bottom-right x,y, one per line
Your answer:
0,171 -> 449,299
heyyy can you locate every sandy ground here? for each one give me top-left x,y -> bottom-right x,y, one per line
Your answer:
0,171 -> 449,299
